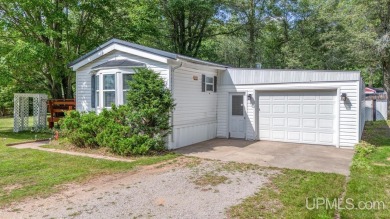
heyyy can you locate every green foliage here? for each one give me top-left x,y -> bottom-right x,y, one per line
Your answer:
0,86 -> 14,116
59,111 -> 100,148
126,68 -> 175,139
352,142 -> 376,170
60,69 -> 174,156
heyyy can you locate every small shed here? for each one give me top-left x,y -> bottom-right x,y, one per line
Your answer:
365,88 -> 388,121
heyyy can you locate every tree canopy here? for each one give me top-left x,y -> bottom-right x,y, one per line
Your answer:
0,0 -> 388,103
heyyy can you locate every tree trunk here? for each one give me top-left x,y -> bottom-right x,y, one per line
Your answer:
382,60 -> 390,114
248,0 -> 256,68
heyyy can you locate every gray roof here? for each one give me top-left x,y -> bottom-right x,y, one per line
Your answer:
220,68 -> 361,85
68,38 -> 228,68
91,60 -> 145,69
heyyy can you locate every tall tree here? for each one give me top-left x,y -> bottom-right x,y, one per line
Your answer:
158,0 -> 223,57
365,0 -> 390,91
0,0 -> 133,98
229,0 -> 269,67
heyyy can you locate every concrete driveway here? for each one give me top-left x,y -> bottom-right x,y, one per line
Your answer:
175,139 -> 355,175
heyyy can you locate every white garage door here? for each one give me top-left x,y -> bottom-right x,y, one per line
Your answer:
258,90 -> 337,145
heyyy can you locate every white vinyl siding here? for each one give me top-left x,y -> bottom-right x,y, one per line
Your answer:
75,50 -> 169,112
168,65 -> 218,149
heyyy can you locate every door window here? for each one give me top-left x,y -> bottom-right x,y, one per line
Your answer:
232,95 -> 244,115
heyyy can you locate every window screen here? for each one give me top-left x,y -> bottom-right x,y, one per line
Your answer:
123,74 -> 132,90
103,74 -> 115,107
104,74 -> 115,89
232,95 -> 243,116
104,91 -> 115,107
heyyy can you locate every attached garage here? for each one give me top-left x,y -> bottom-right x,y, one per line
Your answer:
217,69 -> 365,149
258,90 -> 337,146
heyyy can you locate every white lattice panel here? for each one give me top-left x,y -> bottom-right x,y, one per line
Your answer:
14,93 -> 48,132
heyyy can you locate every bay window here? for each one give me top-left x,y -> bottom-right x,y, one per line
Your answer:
93,71 -> 134,110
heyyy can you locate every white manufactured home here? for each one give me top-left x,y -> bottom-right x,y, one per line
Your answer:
69,39 -> 365,149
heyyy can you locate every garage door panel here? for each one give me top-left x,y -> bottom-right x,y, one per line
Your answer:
287,118 -> 300,127
259,118 -> 270,125
287,105 -> 300,113
258,90 -> 336,146
302,105 -> 316,114
272,130 -> 285,139
319,104 -> 334,114
303,94 -> 316,100
287,131 -> 300,140
259,104 -> 270,113
258,95 -> 271,100
272,118 -> 286,126
272,105 -> 285,113
302,118 -> 316,128
319,133 -> 334,143
287,94 -> 301,100
272,95 -> 286,101
319,94 -> 334,100
302,132 -> 317,142
259,129 -> 270,138
319,119 -> 333,128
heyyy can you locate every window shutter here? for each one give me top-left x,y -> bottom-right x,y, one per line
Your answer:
214,76 -> 217,92
201,74 -> 205,92
91,75 -> 95,107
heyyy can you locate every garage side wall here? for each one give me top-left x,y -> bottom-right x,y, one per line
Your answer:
75,50 -> 169,112
217,80 -> 361,148
168,65 -> 218,149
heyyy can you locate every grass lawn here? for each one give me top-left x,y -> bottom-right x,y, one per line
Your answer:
228,170 -> 345,218
341,120 -> 390,218
229,120 -> 390,219
0,117 -> 177,207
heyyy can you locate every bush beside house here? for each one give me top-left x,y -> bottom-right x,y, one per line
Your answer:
60,68 -> 175,155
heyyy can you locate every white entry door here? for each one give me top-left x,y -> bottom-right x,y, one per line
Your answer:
258,90 -> 337,145
229,93 -> 246,138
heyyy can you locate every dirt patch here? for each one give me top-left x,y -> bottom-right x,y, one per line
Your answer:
193,172 -> 228,186
2,184 -> 24,195
372,162 -> 390,167
0,157 -> 278,219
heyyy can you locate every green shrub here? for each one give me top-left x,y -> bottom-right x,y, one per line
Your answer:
351,142 -> 376,169
59,68 -> 174,155
126,68 -> 175,139
60,111 -> 101,147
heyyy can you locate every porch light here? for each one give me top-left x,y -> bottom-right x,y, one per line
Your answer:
247,94 -> 252,100
341,93 -> 347,101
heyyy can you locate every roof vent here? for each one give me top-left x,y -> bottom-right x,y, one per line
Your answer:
255,63 -> 262,69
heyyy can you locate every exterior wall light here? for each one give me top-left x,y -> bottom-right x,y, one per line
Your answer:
341,93 -> 347,101
247,93 -> 252,100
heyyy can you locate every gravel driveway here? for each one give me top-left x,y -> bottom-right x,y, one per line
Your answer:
0,157 -> 277,219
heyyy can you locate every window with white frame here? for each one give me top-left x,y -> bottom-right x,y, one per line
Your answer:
205,76 -> 214,91
93,71 -> 135,109
103,74 -> 116,107
122,74 -> 133,104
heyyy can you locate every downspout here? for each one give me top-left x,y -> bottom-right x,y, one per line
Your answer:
169,61 -> 183,145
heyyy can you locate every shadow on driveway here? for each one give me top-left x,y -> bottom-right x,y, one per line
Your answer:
175,138 -> 355,175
